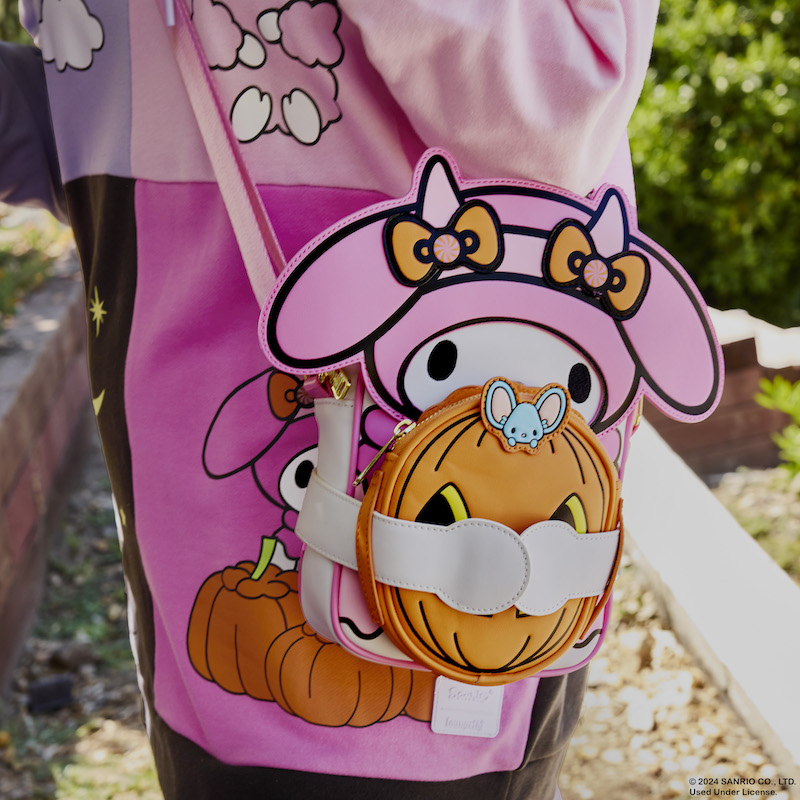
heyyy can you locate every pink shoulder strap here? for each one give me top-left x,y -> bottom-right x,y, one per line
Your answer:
164,0 -> 287,306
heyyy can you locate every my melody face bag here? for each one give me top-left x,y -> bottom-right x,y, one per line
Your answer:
169,0 -> 723,689
259,151 -> 723,681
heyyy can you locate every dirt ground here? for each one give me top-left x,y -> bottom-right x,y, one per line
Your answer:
1,425 -> 797,799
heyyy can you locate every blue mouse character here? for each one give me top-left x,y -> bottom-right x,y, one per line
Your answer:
483,379 -> 569,450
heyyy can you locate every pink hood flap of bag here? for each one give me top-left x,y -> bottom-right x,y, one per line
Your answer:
260,148 -> 723,435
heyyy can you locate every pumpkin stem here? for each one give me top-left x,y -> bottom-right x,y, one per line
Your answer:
251,536 -> 277,581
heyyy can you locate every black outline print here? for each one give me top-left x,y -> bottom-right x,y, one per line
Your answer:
218,0 -> 344,146
39,0 -> 104,73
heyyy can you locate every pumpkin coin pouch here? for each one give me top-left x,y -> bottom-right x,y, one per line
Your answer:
350,378 -> 623,685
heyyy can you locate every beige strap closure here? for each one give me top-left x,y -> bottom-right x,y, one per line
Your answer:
355,473 -> 385,628
297,470 -> 621,617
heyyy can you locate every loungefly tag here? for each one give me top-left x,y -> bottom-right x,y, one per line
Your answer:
431,677 -> 505,738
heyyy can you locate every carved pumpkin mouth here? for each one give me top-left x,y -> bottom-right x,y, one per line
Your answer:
401,474 -> 591,675
393,594 -> 585,675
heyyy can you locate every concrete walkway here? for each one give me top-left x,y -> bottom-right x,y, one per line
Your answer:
624,421 -> 800,794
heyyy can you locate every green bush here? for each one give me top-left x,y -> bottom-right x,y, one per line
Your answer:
0,0 -> 26,43
630,0 -> 800,328
0,209 -> 73,321
755,375 -> 800,473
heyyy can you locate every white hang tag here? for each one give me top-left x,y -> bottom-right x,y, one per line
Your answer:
430,677 -> 504,738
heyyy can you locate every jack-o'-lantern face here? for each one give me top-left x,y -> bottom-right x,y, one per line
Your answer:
372,381 -> 619,685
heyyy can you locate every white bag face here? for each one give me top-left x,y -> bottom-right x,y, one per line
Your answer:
400,321 -> 604,427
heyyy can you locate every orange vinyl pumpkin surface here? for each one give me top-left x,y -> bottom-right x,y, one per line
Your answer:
365,380 -> 621,685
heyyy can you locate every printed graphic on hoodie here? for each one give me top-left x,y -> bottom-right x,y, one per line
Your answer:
189,367 -> 436,727
193,0 -> 344,145
38,0 -> 344,144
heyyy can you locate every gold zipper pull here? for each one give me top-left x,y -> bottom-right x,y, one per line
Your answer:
318,370 -> 352,400
353,419 -> 416,487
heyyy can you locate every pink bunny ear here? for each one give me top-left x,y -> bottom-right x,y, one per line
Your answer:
621,240 -> 723,422
582,186 -> 723,425
261,151 -> 466,374
203,369 -> 311,477
262,216 -> 416,372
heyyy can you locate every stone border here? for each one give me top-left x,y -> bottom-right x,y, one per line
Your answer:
624,421 -> 800,795
0,252 -> 91,694
646,336 -> 798,475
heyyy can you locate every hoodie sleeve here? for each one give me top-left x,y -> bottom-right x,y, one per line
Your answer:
339,0 -> 659,194
0,42 -> 67,222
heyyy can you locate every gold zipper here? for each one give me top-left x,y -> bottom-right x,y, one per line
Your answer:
318,370 -> 352,400
353,418 -> 416,487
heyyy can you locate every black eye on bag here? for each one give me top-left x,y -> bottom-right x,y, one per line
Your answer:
568,363 -> 591,404
415,483 -> 469,526
549,493 -> 588,534
427,340 -> 458,381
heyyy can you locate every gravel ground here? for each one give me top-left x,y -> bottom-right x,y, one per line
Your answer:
0,426 -> 160,800
560,556 -> 794,800
1,426 -> 797,799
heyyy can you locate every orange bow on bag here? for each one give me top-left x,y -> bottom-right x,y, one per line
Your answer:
543,220 -> 650,319
385,200 -> 504,286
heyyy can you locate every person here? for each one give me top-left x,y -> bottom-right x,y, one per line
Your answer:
2,2 -> 660,797
0,40 -> 66,222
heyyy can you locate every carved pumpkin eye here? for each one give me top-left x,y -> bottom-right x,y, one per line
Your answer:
549,493 -> 588,534
415,482 -> 470,526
